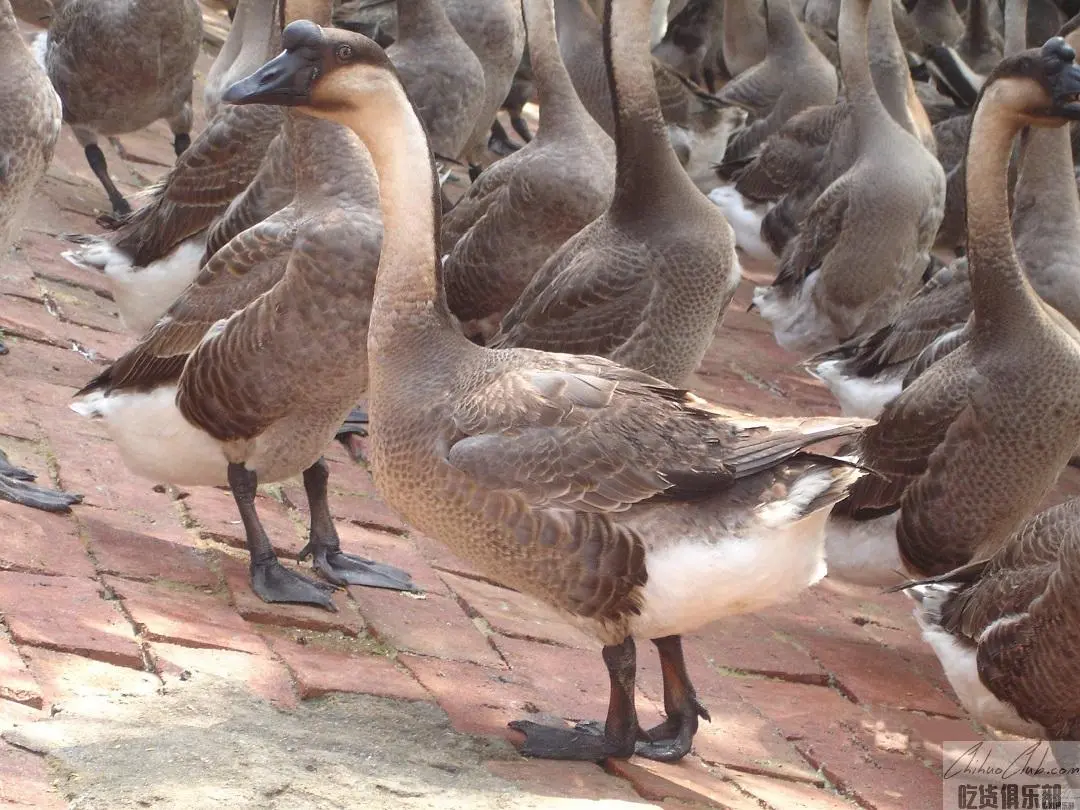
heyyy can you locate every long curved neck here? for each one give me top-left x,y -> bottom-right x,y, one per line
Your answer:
724,0 -> 762,53
1014,126 -> 1080,251
604,0 -> 689,212
838,0 -> 883,112
867,0 -> 916,132
1003,0 -> 1028,55
333,85 -> 455,343
397,0 -> 454,39
965,86 -> 1045,334
764,0 -> 804,53
964,0 -> 991,50
526,0 -> 590,135
0,0 -> 22,39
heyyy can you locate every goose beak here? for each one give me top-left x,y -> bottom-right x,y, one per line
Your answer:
223,36 -> 322,107
1052,63 -> 1080,119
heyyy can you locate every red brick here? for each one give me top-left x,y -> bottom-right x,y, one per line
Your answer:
0,386 -> 39,442
485,759 -> 645,803
0,337 -> 102,390
492,635 -> 662,726
31,256 -> 113,300
440,571 -> 599,649
46,428 -> 166,511
184,487 -> 303,557
0,742 -> 65,808
0,293 -> 128,360
89,504 -> 192,549
350,587 -> 502,666
729,771 -> 859,809
150,641 -> 297,709
863,708 -> 989,774
605,757 -> 758,809
0,699 -> 44,736
104,575 -> 264,655
263,633 -> 431,703
0,633 -> 41,709
20,647 -> 158,710
0,573 -> 142,668
687,614 -> 827,683
0,502 -> 94,578
83,515 -> 217,588
733,678 -> 943,810
218,552 -> 360,634
400,654 -> 549,742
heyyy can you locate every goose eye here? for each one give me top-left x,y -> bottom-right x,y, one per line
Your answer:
336,44 -> 353,61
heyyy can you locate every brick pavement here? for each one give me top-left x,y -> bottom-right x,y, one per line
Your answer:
1,14 -> 1070,810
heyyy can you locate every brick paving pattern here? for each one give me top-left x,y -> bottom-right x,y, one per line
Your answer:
4,15 -> 1079,810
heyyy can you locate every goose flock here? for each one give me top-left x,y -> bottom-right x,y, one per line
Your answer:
4,0 -> 1080,774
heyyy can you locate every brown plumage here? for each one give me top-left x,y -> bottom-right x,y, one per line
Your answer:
824,38 -> 1080,587
487,0 -> 739,386
235,13 -> 869,763
440,0 -> 615,342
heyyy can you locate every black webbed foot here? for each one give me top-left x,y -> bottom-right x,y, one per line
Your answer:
0,450 -> 82,513
634,636 -> 709,763
250,555 -> 337,609
508,719 -> 637,761
298,544 -> 417,591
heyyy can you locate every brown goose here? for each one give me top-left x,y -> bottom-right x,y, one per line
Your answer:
652,0 -> 725,90
906,497 -> 1080,740
39,0 -> 202,219
0,0 -> 82,514
710,0 -> 931,260
823,37 -> 1080,587
721,0 -> 768,77
70,17 -> 415,607
440,0 -> 615,342
388,0 -> 485,163
717,0 -> 838,166
64,0 -> 287,334
910,0 -> 964,47
226,13 -> 869,762
444,0 -> 527,177
811,9 -> 1080,420
751,0 -> 945,357
488,0 -> 739,386
204,0 -> 281,118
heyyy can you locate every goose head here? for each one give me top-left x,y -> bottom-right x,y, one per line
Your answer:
978,37 -> 1080,127
222,20 -> 394,114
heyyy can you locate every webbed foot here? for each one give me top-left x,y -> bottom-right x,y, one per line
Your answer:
508,719 -> 636,761
0,474 -> 83,513
298,544 -> 416,591
251,555 -> 337,610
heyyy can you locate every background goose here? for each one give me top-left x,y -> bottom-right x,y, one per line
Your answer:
722,0 -> 768,77
225,15 -> 871,763
387,0 -> 485,166
652,0 -> 724,90
203,0 -> 280,118
811,7 -> 1080,419
751,0 -> 945,357
489,51 -> 537,153
440,0 -> 615,342
71,98 -> 415,607
488,0 -> 740,386
0,0 -> 81,514
38,0 -> 202,220
63,0 -> 287,334
823,38 -> 1080,587
443,0 -> 526,178
906,497 -> 1080,741
717,0 -> 838,167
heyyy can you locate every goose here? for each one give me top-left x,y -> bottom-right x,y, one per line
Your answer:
822,36 -> 1080,588
716,0 -> 838,167
0,0 -> 81,514
224,11 -> 870,762
70,17 -> 415,606
38,0 -> 203,220
487,0 -> 740,387
62,0 -> 287,335
909,0 -> 964,47
444,0 -> 527,179
652,0 -> 724,90
721,0 -> 768,78
810,4 -> 1080,419
713,0 -> 927,258
905,497 -> 1080,742
750,0 -> 945,357
488,51 -> 537,154
387,0 -> 485,166
922,0 -> 1004,107
203,0 -> 281,118
440,0 -> 615,342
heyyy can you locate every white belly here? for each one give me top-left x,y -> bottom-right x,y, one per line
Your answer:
824,511 -> 905,587
708,184 -> 777,264
811,360 -> 904,419
753,272 -> 835,357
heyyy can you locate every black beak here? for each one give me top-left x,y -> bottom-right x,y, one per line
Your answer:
222,46 -> 321,107
1052,63 -> 1080,119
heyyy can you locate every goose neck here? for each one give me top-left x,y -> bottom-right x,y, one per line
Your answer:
397,0 -> 453,39
764,0 -> 803,50
604,0 -> 690,212
965,85 -> 1045,332
1003,0 -> 1028,56
526,0 -> 589,135
838,0 -> 883,109
867,0 -> 916,132
0,0 -> 21,38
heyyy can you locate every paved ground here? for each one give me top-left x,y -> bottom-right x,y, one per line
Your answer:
5,13 -> 1080,810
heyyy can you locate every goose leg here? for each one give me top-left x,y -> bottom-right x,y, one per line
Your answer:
168,102 -> 194,159
509,636 -> 641,761
0,449 -> 82,513
84,143 -> 131,222
228,462 -> 336,610
509,112 -> 533,144
296,458 -> 416,592
636,635 -> 710,762
487,120 -> 522,156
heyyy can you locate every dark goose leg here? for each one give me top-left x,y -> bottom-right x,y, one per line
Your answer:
0,450 -> 82,513
637,635 -> 710,762
297,458 -> 416,591
81,142 -> 131,225
335,406 -> 369,440
487,119 -> 522,156
228,462 -> 336,609
509,636 -> 641,761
